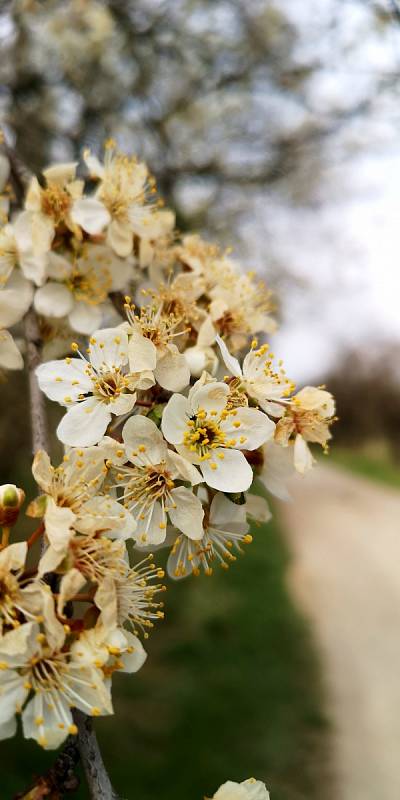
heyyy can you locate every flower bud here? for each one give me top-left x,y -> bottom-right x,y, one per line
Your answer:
0,484 -> 25,526
184,346 -> 218,378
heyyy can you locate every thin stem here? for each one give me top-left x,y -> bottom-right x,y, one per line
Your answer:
1,527 -> 10,548
26,521 -> 45,549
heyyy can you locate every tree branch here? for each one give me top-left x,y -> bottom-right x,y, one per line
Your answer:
24,308 -> 49,456
5,142 -> 119,800
74,711 -> 119,800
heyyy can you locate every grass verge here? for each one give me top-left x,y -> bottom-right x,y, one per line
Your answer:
330,445 -> 400,489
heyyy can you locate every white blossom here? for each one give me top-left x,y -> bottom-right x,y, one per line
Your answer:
36,328 -> 140,446
0,622 -> 112,749
34,245 -> 135,334
109,414 -> 203,546
161,378 -> 275,492
168,493 -> 252,579
212,778 -> 270,800
217,336 -> 295,416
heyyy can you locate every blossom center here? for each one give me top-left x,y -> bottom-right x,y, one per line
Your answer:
67,266 -> 111,306
119,463 -> 175,512
92,369 -> 127,402
114,557 -> 165,636
183,413 -> 226,459
41,186 -> 71,225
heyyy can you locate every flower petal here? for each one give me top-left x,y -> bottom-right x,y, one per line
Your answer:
88,328 -> 129,372
122,414 -> 167,466
118,631 -> 147,673
57,569 -> 86,616
0,541 -> 27,572
68,301 -> 103,334
57,399 -> 111,447
0,271 -> 34,327
245,494 -> 272,524
161,394 -> 190,445
70,197 -> 111,235
42,162 -> 78,185
34,282 -> 74,318
201,449 -> 253,492
128,330 -> 157,373
44,497 -> 76,554
260,441 -> 294,501
36,358 -> 93,404
294,433 -> 314,474
166,450 -> 203,485
188,380 -> 229,415
134,501 -> 166,546
154,345 -> 190,392
47,251 -> 72,280
107,218 -> 133,257
0,330 -> 23,370
77,496 -> 136,540
216,335 -> 242,377
169,487 -> 204,540
221,407 -> 275,450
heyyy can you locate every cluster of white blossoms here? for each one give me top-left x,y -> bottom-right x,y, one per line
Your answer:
0,142 -> 335,752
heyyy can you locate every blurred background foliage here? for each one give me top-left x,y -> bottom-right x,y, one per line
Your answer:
2,0 -> 400,796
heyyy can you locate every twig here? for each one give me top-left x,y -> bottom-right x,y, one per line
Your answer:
26,521 -> 45,549
74,710 -> 119,800
24,309 -> 49,456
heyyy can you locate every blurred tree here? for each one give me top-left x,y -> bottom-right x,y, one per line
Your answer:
2,0 -> 400,383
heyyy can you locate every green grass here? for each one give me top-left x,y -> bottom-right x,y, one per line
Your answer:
1,514 -> 330,800
330,445 -> 400,489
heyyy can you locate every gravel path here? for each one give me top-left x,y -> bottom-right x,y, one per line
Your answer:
279,463 -> 400,800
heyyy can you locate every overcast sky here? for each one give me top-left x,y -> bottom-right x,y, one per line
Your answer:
244,1 -> 400,383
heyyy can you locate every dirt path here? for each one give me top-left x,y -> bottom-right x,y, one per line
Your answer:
279,464 -> 400,800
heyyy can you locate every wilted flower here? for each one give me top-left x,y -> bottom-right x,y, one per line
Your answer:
275,386 -> 335,473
